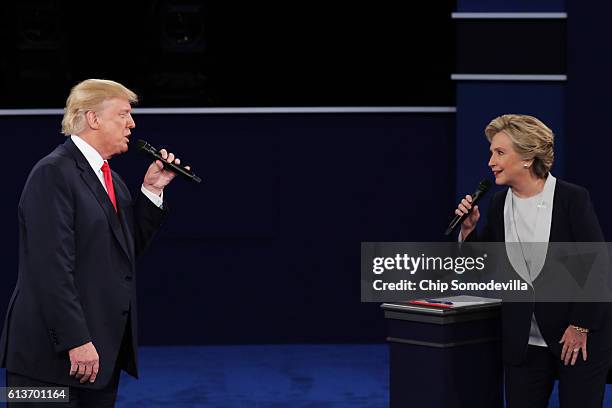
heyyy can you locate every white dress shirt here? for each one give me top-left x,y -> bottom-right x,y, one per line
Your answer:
71,135 -> 164,208
509,191 -> 548,347
505,174 -> 557,348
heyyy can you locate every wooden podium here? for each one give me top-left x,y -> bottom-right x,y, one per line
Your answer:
382,297 -> 503,407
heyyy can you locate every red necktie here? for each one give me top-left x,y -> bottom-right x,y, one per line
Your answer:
101,162 -> 117,212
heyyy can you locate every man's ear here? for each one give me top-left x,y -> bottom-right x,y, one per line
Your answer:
85,111 -> 100,130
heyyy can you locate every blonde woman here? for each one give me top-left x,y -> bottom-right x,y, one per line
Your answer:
456,114 -> 612,407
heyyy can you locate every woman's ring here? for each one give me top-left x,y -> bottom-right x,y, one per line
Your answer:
573,348 -> 579,352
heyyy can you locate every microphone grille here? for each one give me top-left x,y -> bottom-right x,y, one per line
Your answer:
135,139 -> 148,151
477,179 -> 492,193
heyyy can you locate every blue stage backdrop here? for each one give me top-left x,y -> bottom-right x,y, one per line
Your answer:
566,0 -> 612,237
0,113 -> 455,344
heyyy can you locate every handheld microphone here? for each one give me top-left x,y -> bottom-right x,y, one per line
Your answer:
135,139 -> 202,184
444,179 -> 491,236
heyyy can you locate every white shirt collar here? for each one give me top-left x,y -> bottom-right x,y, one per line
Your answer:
71,134 -> 106,173
504,174 -> 556,285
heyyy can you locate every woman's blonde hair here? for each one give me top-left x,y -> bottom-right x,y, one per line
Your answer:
61,79 -> 138,135
484,114 -> 554,178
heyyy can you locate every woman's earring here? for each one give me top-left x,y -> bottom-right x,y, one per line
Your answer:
523,163 -> 529,168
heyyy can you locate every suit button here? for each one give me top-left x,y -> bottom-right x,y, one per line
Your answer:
125,276 -> 133,281
122,310 -> 129,316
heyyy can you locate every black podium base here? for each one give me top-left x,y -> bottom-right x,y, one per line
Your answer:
382,301 -> 503,408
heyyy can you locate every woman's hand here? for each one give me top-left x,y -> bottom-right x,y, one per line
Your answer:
455,195 -> 480,240
559,325 -> 588,366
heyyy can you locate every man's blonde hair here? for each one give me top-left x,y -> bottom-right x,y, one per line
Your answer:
484,114 -> 554,178
61,79 -> 138,135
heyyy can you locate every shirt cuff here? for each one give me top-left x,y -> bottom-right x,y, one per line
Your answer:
141,185 -> 164,208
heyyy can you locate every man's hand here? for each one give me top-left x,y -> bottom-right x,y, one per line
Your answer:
142,149 -> 191,196
559,325 -> 588,366
68,341 -> 99,383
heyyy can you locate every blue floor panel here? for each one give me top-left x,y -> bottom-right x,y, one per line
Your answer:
116,344 -> 388,407
3,344 -> 612,407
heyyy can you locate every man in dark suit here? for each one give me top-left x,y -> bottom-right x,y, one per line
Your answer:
0,79 -> 188,407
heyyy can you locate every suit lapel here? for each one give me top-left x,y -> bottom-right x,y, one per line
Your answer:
118,211 -> 135,262
64,138 -> 132,263
114,176 -> 135,261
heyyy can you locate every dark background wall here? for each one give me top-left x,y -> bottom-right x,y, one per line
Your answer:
1,0 -> 608,346
0,2 -> 454,107
0,113 -> 454,344
0,1 -> 459,345
566,0 -> 612,235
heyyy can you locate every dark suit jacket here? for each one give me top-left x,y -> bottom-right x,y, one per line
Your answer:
467,178 -> 612,365
0,137 -> 166,389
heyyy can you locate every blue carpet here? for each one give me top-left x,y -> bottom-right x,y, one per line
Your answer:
2,345 -> 612,407
1,345 -> 388,407
116,344 -> 388,407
